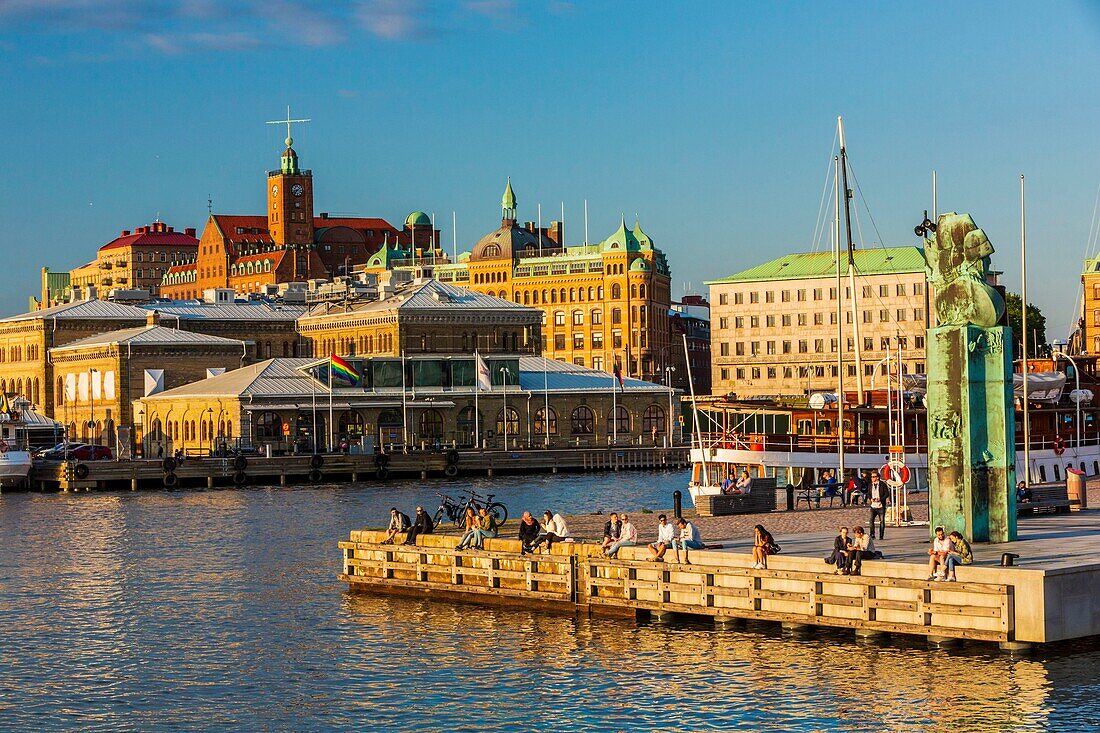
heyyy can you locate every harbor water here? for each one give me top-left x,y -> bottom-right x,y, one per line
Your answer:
2,470 -> 1099,732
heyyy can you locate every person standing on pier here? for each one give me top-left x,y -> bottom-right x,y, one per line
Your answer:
519,511 -> 541,555
605,514 -> 638,558
648,514 -> 677,561
867,470 -> 889,539
403,506 -> 434,546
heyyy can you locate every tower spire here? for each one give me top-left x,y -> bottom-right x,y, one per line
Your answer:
266,106 -> 311,174
501,177 -> 517,223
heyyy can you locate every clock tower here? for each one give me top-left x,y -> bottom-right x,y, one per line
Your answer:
266,109 -> 314,251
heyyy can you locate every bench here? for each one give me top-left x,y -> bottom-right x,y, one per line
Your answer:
1017,484 -> 1072,515
796,483 -> 844,509
696,478 -> 778,516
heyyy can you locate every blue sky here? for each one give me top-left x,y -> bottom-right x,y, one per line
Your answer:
1,1 -> 1098,339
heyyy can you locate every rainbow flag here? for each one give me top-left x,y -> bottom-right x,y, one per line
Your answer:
330,354 -> 359,386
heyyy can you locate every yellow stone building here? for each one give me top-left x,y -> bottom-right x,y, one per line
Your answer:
67,221 -> 199,298
362,181 -> 673,382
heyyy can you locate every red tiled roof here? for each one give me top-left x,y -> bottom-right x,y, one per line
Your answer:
99,223 -> 199,251
166,263 -> 196,275
235,251 -> 287,266
212,215 -> 273,244
313,216 -> 397,230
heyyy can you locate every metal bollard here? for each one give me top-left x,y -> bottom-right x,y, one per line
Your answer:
673,490 -> 682,520
1001,552 -> 1020,567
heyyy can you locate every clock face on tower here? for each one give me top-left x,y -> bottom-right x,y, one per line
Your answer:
271,184 -> 278,196
291,184 -> 304,197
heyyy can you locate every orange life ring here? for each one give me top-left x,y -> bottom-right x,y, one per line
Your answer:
881,462 -> 911,485
1053,435 -> 1065,456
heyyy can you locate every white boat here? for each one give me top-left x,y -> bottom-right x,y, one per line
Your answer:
0,396 -> 64,489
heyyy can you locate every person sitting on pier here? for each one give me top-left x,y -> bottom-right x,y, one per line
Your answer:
943,531 -> 973,582
531,510 -> 571,552
403,506 -> 435,546
672,517 -> 704,563
519,511 -> 541,555
752,524 -> 776,570
733,469 -> 753,495
605,514 -> 638,558
455,508 -> 480,551
829,526 -> 852,575
648,514 -> 678,561
602,512 -> 622,551
926,526 -> 954,580
1016,481 -> 1033,503
847,526 -> 875,576
382,507 -> 412,545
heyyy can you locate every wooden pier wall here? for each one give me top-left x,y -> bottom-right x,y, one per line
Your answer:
339,529 -> 1098,647
26,446 -> 689,492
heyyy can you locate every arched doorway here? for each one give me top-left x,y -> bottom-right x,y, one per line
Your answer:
456,406 -> 481,447
339,410 -> 366,447
417,409 -> 444,445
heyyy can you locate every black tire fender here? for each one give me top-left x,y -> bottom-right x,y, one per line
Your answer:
309,454 -> 324,469
445,449 -> 460,466
308,469 -> 323,483
233,455 -> 247,471
375,453 -> 390,468
74,463 -> 89,480
162,472 -> 178,488
376,466 -> 389,481
162,457 -> 177,473
444,464 -> 459,478
232,471 -> 247,485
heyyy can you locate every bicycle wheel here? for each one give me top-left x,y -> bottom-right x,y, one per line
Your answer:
433,507 -> 445,527
487,502 -> 508,526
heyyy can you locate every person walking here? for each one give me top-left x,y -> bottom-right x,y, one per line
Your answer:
866,470 -> 890,539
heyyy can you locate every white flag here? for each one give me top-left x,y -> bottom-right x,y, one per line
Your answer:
476,353 -> 492,392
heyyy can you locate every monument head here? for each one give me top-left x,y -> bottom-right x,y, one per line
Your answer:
925,212 -> 1005,329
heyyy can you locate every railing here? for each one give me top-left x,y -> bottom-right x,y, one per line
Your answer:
695,432 -> 922,455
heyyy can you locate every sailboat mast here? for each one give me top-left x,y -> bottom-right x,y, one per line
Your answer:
839,116 -> 866,404
834,155 -> 845,482
1021,174 -> 1031,486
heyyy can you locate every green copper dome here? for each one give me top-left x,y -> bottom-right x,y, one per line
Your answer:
501,177 -> 517,212
405,211 -> 431,228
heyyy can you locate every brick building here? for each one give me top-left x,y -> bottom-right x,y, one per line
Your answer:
669,295 -> 711,395
66,221 -> 199,298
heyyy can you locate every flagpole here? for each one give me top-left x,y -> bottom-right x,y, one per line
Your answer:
612,364 -> 617,445
474,350 -> 480,449
543,358 -> 550,448
401,350 -> 408,452
538,203 -> 543,257
452,210 -> 457,262
311,366 -> 317,455
328,355 -> 334,452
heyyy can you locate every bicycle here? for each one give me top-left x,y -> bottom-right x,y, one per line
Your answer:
458,488 -> 508,528
433,492 -> 464,528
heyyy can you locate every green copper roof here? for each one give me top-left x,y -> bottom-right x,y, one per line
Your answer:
629,258 -> 651,272
632,219 -> 654,250
1084,253 -> 1100,275
600,216 -> 642,253
706,246 -> 926,284
366,239 -> 411,269
405,211 -> 431,227
501,177 -> 517,212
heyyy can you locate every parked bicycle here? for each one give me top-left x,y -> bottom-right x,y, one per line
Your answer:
434,489 -> 508,528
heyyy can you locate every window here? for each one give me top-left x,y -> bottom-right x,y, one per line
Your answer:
719,317 -> 729,329
863,311 -> 871,324
766,341 -> 776,355
613,331 -> 622,349
612,308 -> 622,324
592,332 -> 603,348
865,364 -> 874,376
496,407 -> 519,437
813,288 -> 823,300
797,289 -> 806,302
915,335 -> 926,349
750,341 -> 760,356
914,282 -> 924,295
611,283 -> 622,299
814,313 -> 824,325
573,333 -> 584,349
719,293 -> 729,305
591,309 -> 602,325
735,368 -> 745,379
798,340 -> 808,353
734,293 -> 743,305
830,338 -> 838,352
829,287 -> 837,299
535,406 -> 558,436
607,405 -> 630,434
720,368 -> 729,380
878,285 -> 887,297
592,356 -> 604,371
896,309 -> 907,321
782,315 -> 791,327
749,292 -> 759,304
814,339 -> 824,353
880,309 -> 889,322
255,412 -> 283,439
782,341 -> 791,354
571,405 -> 595,434
767,367 -> 776,379
780,290 -> 790,303
862,286 -> 872,298
418,410 -> 444,441
766,315 -> 776,327
554,311 -> 565,326
642,405 -> 666,435
751,367 -> 760,379
765,291 -> 775,303
732,343 -> 742,356
734,316 -> 744,328
554,334 -> 566,350
864,337 -> 873,350
881,337 -> 891,350
896,283 -> 906,296
750,316 -> 759,328
914,308 -> 924,321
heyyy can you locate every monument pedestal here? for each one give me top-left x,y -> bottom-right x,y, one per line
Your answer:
927,324 -> 1017,542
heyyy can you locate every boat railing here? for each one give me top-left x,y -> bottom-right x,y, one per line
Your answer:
695,431 -> 1100,455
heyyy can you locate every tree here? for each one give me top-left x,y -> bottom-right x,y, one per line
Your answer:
1005,292 -> 1047,358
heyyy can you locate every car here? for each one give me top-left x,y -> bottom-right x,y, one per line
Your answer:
34,442 -> 87,461
69,444 -> 113,461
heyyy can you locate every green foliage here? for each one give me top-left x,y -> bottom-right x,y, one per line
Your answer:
1005,292 -> 1047,358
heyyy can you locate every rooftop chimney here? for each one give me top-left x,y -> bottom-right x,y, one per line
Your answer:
185,227 -> 196,237
146,310 -> 160,327
121,230 -> 131,237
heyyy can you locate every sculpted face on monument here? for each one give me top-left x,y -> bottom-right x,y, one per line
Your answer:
924,212 -> 1006,329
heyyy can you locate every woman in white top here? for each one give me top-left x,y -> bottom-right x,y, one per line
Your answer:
531,510 -> 571,551
605,514 -> 638,558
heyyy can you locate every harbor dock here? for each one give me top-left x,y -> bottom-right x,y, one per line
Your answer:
24,445 -> 689,492
339,512 -> 1100,649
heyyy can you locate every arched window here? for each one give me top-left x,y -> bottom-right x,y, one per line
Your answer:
484,244 -> 501,258
612,283 -> 622,299
554,311 -> 566,327
418,409 -> 444,441
457,406 -> 481,446
559,288 -> 566,303
607,404 -> 630,434
640,283 -> 647,298
571,405 -> 595,434
33,378 -> 39,405
534,406 -> 558,436
631,283 -> 637,298
496,407 -> 519,437
591,309 -> 603,325
56,376 -> 63,406
588,287 -> 594,300
642,405 -> 666,435
597,286 -> 604,299
523,291 -> 530,305
255,412 -> 283,439
339,410 -> 366,438
612,308 -> 622,324
551,289 -> 557,303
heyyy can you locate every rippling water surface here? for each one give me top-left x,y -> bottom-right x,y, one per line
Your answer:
2,471 -> 1099,732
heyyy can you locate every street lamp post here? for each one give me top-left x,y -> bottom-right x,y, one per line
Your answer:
202,407 -> 214,456
1053,351 -> 1082,456
88,368 -> 99,445
664,365 -> 676,448
500,367 -> 509,449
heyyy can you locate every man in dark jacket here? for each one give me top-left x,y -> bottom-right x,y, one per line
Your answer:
867,470 -> 890,539
829,526 -> 851,574
518,511 -> 541,555
403,506 -> 434,545
601,512 -> 622,552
